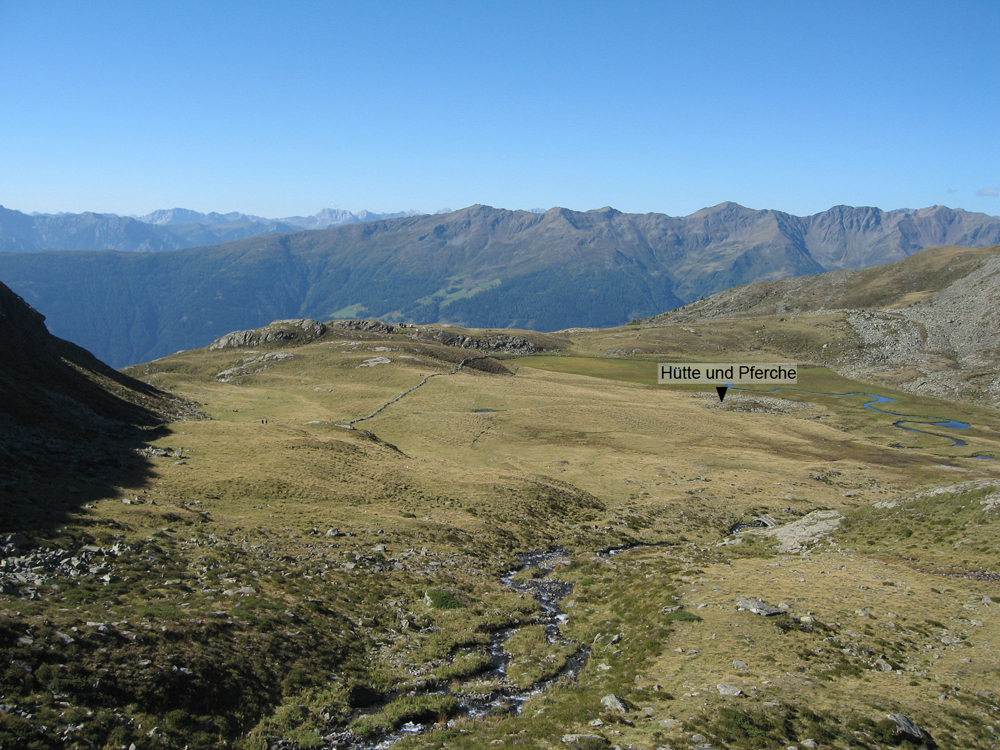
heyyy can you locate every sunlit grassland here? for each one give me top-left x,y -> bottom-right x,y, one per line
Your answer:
514,355 -> 1000,458
7,321 -> 999,750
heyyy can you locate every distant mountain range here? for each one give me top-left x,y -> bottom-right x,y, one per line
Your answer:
0,205 -> 423,252
1,202 -> 999,367
137,206 -> 422,231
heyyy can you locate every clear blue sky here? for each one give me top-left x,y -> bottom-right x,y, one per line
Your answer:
2,0 -> 997,218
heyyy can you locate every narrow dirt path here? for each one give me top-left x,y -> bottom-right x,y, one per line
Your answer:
347,355 -> 490,426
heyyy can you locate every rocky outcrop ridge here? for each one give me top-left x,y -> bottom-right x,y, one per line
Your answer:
204,317 -> 552,364
838,252 -> 1000,404
209,319 -> 327,349
423,329 -> 544,354
328,319 -> 406,335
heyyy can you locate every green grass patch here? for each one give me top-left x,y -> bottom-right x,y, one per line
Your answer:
424,588 -> 465,609
503,625 -> 579,690
840,485 -> 1000,572
350,694 -> 458,737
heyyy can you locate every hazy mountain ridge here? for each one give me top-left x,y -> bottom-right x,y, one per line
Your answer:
3,202 -> 1000,367
0,205 -> 425,253
279,207 -> 422,230
0,207 -> 177,252
139,206 -> 423,230
2,201 -> 998,259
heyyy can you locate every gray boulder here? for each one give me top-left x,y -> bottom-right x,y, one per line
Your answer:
328,319 -> 400,335
888,713 -> 931,742
757,509 -> 844,553
2,533 -> 30,550
429,330 -> 542,354
599,693 -> 635,713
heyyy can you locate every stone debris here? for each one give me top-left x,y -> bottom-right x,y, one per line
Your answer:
982,490 -> 1000,511
0,534 -> 129,595
561,735 -> 610,748
716,683 -> 744,696
756,509 -> 844,553
838,252 -> 1000,406
735,597 -> 784,616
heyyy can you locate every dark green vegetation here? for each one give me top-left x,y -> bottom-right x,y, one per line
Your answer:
0,535 -> 369,750
5,203 -> 1000,366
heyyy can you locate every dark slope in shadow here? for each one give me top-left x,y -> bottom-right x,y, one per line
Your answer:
0,280 -> 198,535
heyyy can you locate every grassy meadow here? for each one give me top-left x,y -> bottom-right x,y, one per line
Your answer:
3,319 -> 1000,749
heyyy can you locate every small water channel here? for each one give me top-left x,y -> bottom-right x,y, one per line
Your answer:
333,549 -> 589,749
735,387 -> 974,449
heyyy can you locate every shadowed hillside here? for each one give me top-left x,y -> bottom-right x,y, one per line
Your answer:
0,281 -> 196,533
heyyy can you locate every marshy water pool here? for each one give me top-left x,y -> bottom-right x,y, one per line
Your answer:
735,387 -> 973,448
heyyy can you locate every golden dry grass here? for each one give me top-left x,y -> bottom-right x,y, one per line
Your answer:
6,319 -> 1000,749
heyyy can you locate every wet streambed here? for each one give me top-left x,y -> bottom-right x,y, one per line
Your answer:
327,549 -> 589,750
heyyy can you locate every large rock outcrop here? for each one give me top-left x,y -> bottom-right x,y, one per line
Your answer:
209,319 -> 327,349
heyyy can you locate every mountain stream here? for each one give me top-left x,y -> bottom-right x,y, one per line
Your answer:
735,387 -> 977,449
328,548 -> 591,750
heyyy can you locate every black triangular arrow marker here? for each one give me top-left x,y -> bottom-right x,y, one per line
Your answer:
716,386 -> 728,403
